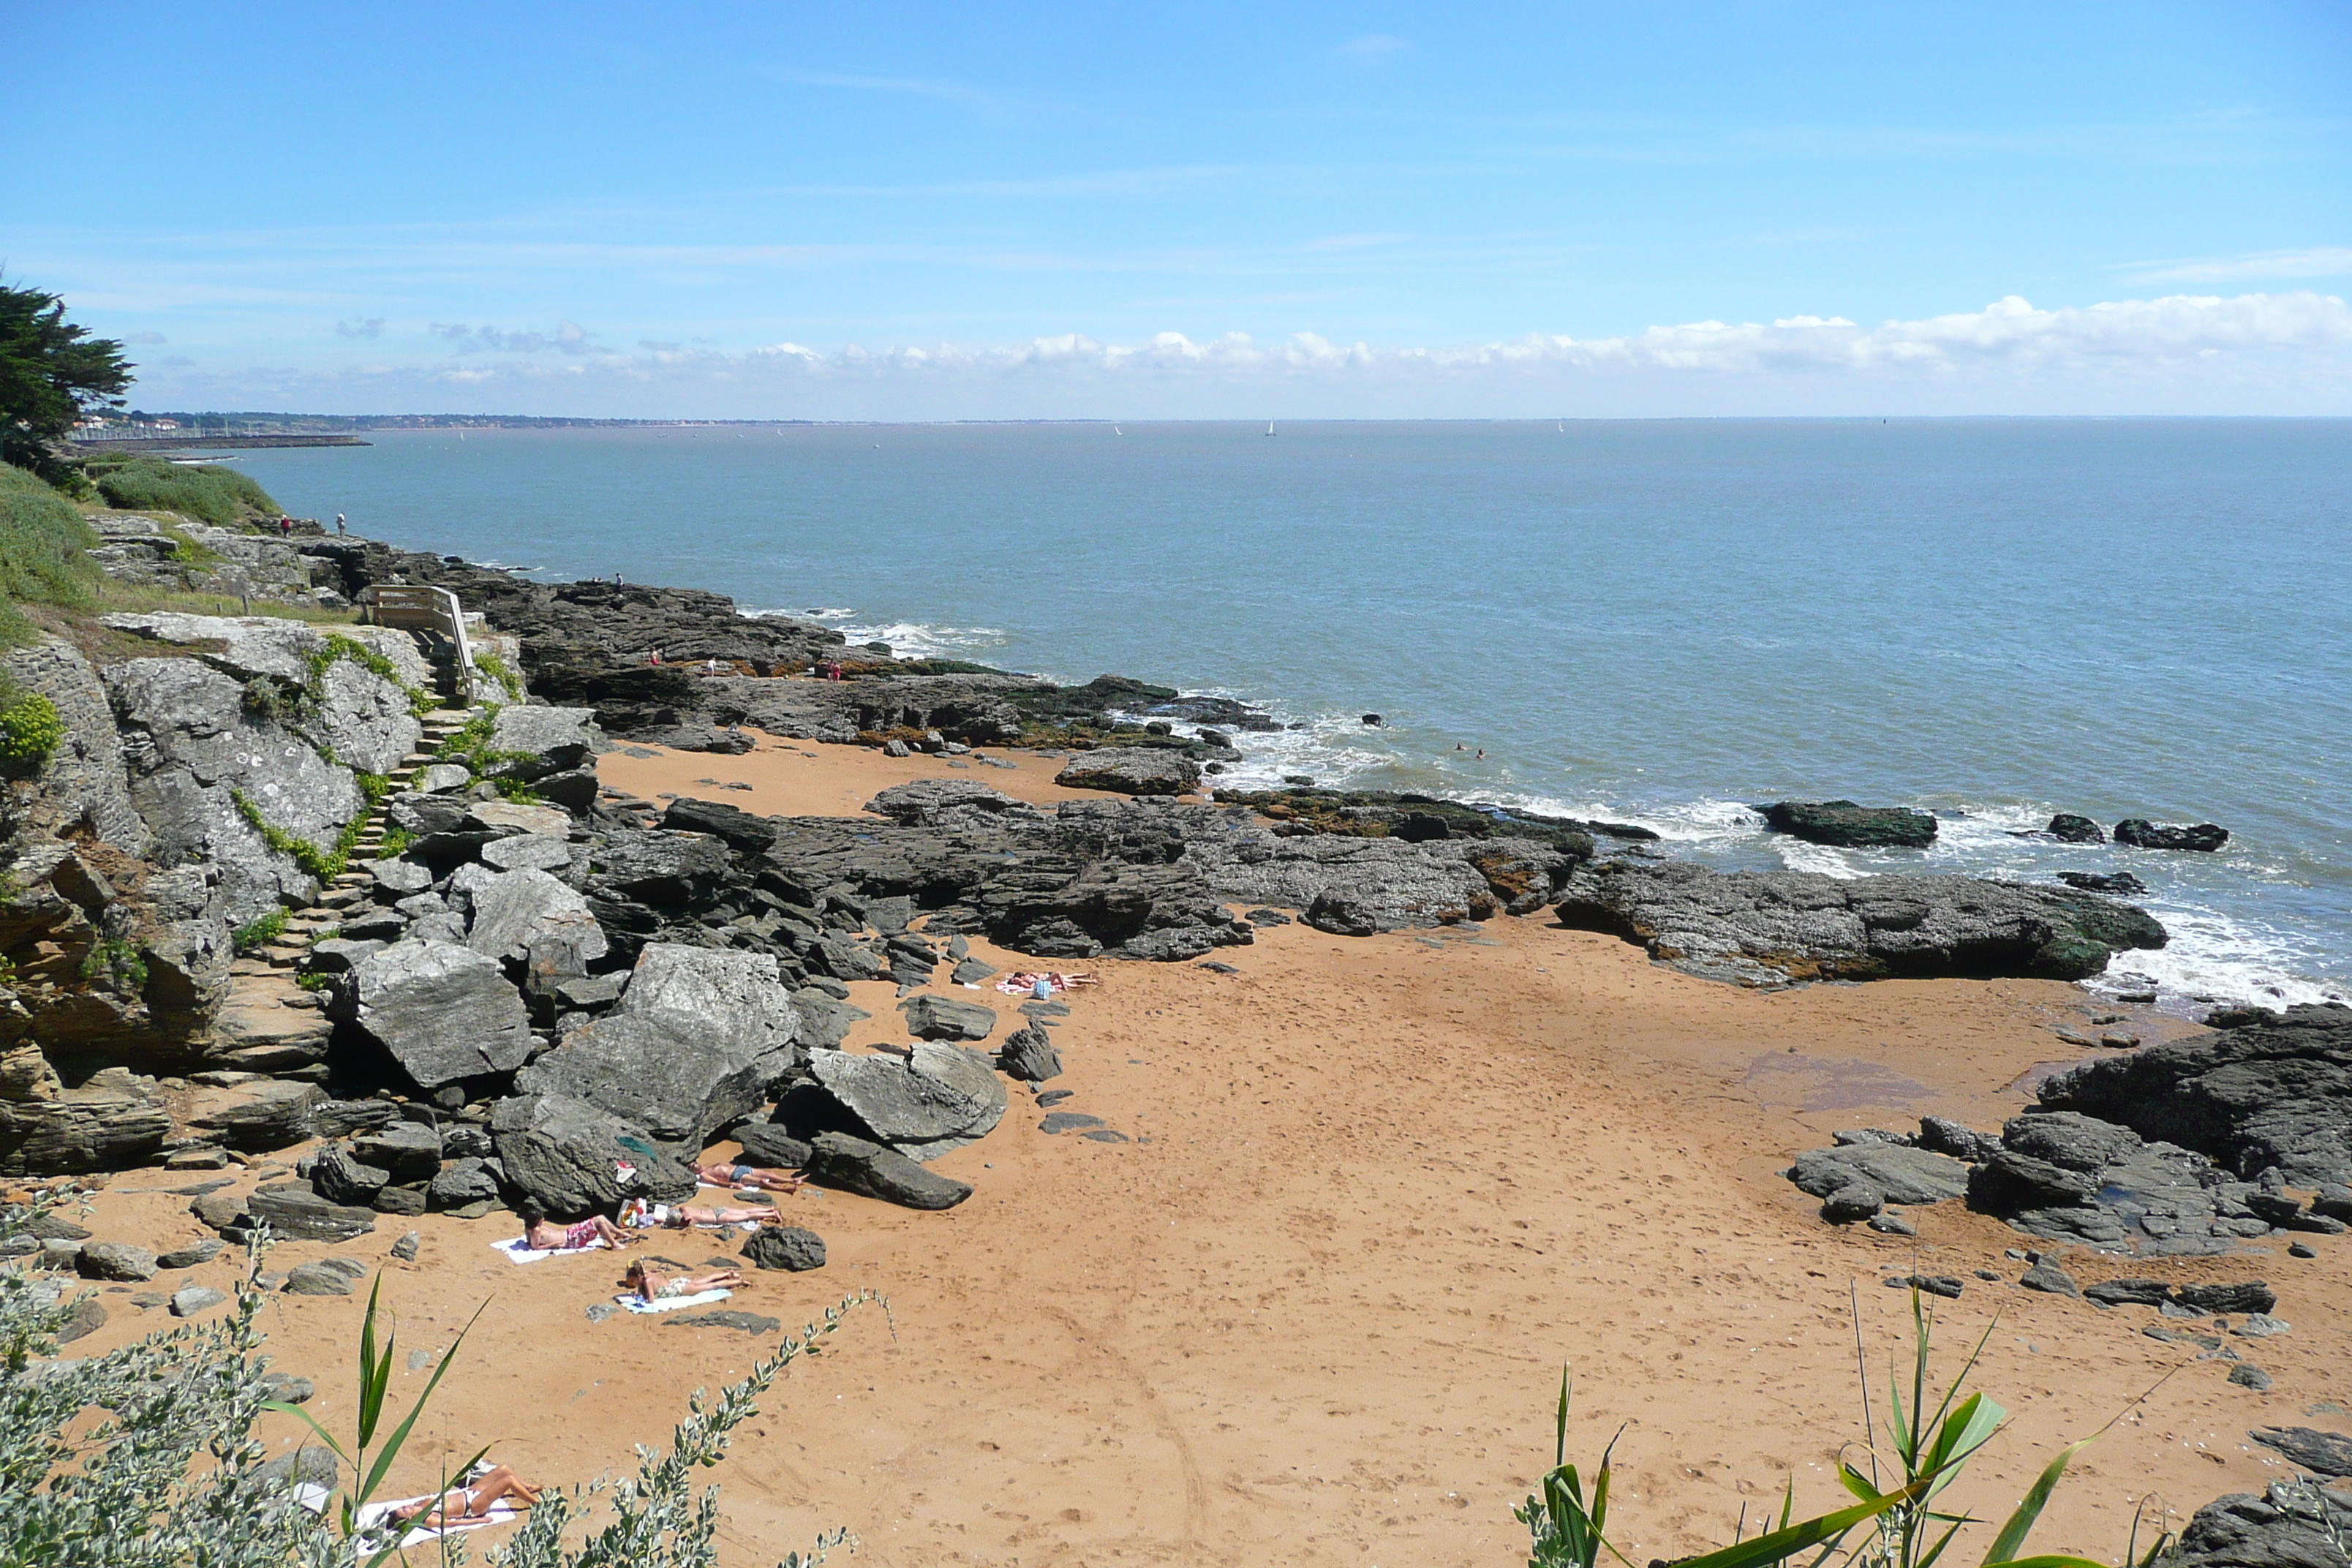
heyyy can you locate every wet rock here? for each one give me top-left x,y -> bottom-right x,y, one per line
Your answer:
339,940 -> 535,1090
2057,871 -> 2147,895
489,1092 -> 697,1221
804,1042 -> 1008,1161
899,993 -> 997,1041
2115,819 -> 2229,853
997,1023 -> 1063,1082
740,1225 -> 826,1272
802,1130 -> 973,1210
1055,747 -> 1202,796
77,1241 -> 159,1281
2035,1003 -> 2352,1188
2046,814 -> 2106,844
516,943 -> 802,1147
1760,800 -> 1937,848
1555,862 -> 2166,990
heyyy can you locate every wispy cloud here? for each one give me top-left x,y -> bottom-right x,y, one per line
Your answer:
766,68 -> 1003,112
2119,247 -> 2352,285
335,317 -> 384,339
1336,34 -> 1412,57
123,330 -> 167,344
429,320 -> 594,354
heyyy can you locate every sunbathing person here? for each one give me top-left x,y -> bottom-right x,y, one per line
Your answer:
387,1463 -> 543,1528
622,1258 -> 747,1302
519,1199 -> 631,1252
619,1196 -> 776,1229
693,1158 -> 806,1195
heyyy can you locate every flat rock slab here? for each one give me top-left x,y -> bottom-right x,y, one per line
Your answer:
465,800 -> 575,837
156,1239 -> 223,1269
899,993 -> 997,1041
281,1262 -> 357,1296
1040,1112 -> 1107,1134
170,1286 -> 230,1316
248,1184 -> 377,1243
78,1242 -> 159,1281
804,1130 -> 973,1210
2250,1427 -> 2352,1477
741,1225 -> 826,1271
665,1309 -> 781,1334
1760,800 -> 1938,848
1055,747 -> 1202,796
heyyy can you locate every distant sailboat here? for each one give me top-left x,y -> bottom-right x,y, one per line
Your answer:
1266,419 -> 1276,437
1113,424 -> 1123,435
1556,421 -> 1564,431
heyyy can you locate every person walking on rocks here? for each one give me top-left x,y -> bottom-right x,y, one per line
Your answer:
335,513 -> 347,535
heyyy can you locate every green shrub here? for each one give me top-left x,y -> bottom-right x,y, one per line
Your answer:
78,451 -> 279,527
78,937 -> 148,990
0,462 -> 99,646
231,907 -> 287,951
472,649 -> 523,701
0,690 -> 64,761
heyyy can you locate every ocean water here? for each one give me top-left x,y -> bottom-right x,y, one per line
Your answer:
232,420 -> 2352,1009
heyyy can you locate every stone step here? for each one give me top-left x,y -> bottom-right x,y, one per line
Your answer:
262,946 -> 307,968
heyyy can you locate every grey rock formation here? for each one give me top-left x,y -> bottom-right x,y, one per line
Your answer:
1055,747 -> 1202,796
2250,1428 -> 2352,1478
465,867 -> 607,968
1788,1144 -> 1970,1220
1967,1111 -> 2277,1255
246,1184 -> 377,1242
77,1241 -> 159,1281
103,657 -> 366,922
0,1068 -> 171,1175
804,1042 -> 1008,1161
2045,814 -> 2106,844
997,1022 -> 1063,1082
427,1156 -> 500,1210
898,993 -> 997,1041
309,1143 -> 391,1207
2166,1481 -> 2352,1568
339,940 -> 535,1089
741,1225 -> 826,1271
479,834 -> 576,873
178,1078 -> 324,1151
489,1092 -> 698,1220
2035,1003 -> 2352,1186
2019,1262 -> 2082,1297
1,639 -> 150,856
1555,862 -> 2167,988
1760,800 -> 1938,848
802,1129 -> 973,1209
789,989 -> 867,1050
864,780 -> 1049,832
490,704 -> 604,761
515,943 -> 802,1147
155,1237 -> 222,1269
170,1285 -> 229,1317
282,1261 -> 356,1297
351,1119 -> 442,1180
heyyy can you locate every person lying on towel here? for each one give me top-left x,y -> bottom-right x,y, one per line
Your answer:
622,1258 -> 747,1302
387,1464 -> 543,1529
619,1196 -> 777,1229
520,1200 -> 631,1252
693,1158 -> 807,1195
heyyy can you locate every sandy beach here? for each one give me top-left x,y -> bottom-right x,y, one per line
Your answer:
50,734 -> 2345,1567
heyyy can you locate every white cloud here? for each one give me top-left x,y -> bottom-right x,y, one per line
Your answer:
122,292 -> 2352,418
2121,247 -> 2352,285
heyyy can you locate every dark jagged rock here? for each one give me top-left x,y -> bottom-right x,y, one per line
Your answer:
2179,1281 -> 2277,1315
1788,1145 -> 1970,1218
1759,800 -> 1937,849
2115,819 -> 2229,852
741,1225 -> 826,1271
2056,870 -> 2147,895
2250,1428 -> 2352,1478
997,1023 -> 1063,1082
2084,1278 -> 2171,1307
660,796 -> 778,851
309,1143 -> 391,1207
1210,786 -> 1621,850
2168,1481 -> 2352,1568
2046,813 -> 2106,844
735,1123 -> 813,1170
247,1184 -> 377,1243
2019,1261 -> 2081,1297
2035,1003 -> 2352,1186
1967,1110 -> 2273,1255
351,1119 -> 442,1180
802,1129 -> 973,1210
1556,862 -> 2166,989
1917,1115 -> 2002,1163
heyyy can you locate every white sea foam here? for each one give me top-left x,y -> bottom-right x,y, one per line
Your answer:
840,620 -> 1009,659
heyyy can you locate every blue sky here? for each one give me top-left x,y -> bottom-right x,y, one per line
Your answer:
6,2 -> 2349,416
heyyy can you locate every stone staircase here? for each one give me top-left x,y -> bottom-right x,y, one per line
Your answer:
238,707 -> 475,973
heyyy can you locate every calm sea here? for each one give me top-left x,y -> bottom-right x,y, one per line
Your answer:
233,420 -> 2352,1010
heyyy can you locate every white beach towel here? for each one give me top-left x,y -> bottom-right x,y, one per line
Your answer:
491,1235 -> 606,1264
615,1288 -> 731,1314
355,1494 -> 519,1549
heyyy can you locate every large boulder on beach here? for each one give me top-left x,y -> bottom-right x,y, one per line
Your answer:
489,1092 -> 698,1221
464,867 -> 608,979
1789,1144 -> 1970,1218
898,993 -> 997,1042
2033,1003 -> 2352,1186
2165,1482 -> 2352,1568
1965,1110 -> 2277,1254
515,943 -> 802,1147
1759,800 -> 1937,849
802,1042 -> 1008,1161
1,1069 -> 171,1175
864,780 -> 1050,832
802,1130 -> 973,1210
1553,862 -> 2166,990
2114,818 -> 2230,852
1055,747 -> 1201,796
336,939 -> 535,1089
489,705 -> 603,771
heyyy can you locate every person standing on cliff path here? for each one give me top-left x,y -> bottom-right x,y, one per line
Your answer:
335,513 -> 346,535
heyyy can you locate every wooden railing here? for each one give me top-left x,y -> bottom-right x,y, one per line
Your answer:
363,584 -> 477,707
